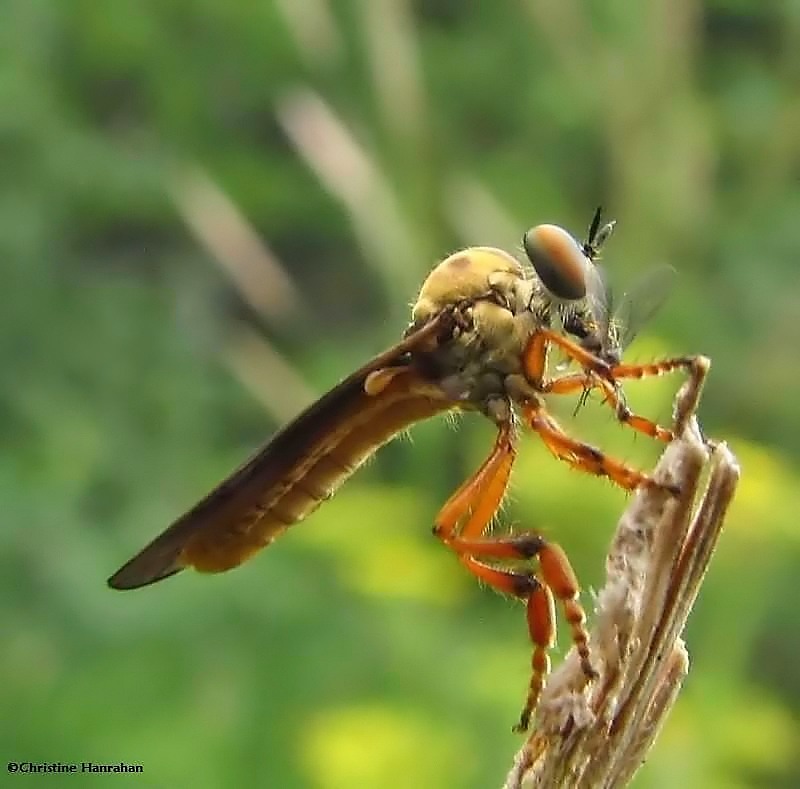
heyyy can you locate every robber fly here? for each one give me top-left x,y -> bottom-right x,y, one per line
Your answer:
108,211 -> 705,732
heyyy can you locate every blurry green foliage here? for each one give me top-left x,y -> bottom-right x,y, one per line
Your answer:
1,1 -> 799,787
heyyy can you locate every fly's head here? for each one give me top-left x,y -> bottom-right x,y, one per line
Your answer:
523,207 -> 677,374
523,207 -> 617,355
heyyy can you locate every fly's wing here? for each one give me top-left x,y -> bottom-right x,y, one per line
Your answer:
584,261 -> 613,342
107,314 -> 455,590
615,264 -> 676,350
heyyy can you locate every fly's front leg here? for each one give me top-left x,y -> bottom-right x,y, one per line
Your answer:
521,330 -> 671,442
524,329 -> 612,386
609,354 -> 711,436
543,373 -> 674,442
432,399 -> 596,730
609,354 -> 706,385
525,328 -> 708,397
524,330 -> 710,438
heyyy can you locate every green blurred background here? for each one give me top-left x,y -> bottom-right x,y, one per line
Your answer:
2,1 -> 799,787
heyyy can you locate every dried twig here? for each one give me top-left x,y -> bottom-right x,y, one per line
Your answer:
505,358 -> 740,789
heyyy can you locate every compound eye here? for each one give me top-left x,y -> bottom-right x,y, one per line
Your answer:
523,224 -> 588,301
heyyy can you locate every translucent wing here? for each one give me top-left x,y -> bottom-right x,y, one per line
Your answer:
581,261 -> 675,366
584,261 -> 614,343
614,264 -> 676,350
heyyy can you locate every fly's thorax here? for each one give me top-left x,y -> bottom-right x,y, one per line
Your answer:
414,300 -> 539,408
411,247 -> 532,326
408,246 -> 543,410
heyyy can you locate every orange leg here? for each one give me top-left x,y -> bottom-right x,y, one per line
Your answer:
523,329 -> 611,386
519,542 -> 597,733
453,549 -> 594,732
525,329 -> 706,393
525,329 -> 708,439
523,330 -> 687,443
609,355 -> 701,382
522,401 -> 671,492
609,354 -> 711,438
543,373 -> 674,442
432,413 -> 595,731
433,418 -> 517,543
457,557 -> 559,732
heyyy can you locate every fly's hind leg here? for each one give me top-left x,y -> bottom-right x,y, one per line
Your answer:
442,541 -> 595,732
432,400 -> 595,731
457,541 -> 598,731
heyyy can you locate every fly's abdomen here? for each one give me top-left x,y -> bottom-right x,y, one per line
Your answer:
181,389 -> 453,574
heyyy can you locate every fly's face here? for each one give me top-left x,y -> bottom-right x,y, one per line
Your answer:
523,207 -> 616,346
